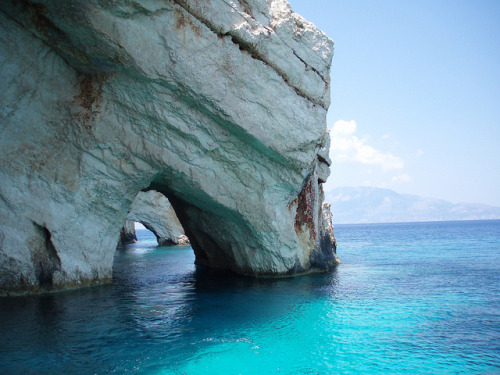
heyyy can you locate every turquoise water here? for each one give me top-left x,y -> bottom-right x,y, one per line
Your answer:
1,220 -> 499,374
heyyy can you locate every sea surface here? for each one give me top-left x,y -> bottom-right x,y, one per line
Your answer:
1,220 -> 499,374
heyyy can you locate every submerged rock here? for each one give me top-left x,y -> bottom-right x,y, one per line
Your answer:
0,0 -> 338,294
125,190 -> 189,246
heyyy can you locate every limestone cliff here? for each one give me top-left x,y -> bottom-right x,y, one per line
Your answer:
0,0 -> 338,294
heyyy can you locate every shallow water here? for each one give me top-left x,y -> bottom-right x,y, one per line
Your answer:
1,220 -> 499,374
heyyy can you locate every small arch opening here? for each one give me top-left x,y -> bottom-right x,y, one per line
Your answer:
133,222 -> 158,245
117,190 -> 191,250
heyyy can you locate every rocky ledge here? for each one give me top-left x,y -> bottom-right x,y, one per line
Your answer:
0,0 -> 339,295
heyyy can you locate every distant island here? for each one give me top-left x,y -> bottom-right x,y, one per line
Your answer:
327,186 -> 500,224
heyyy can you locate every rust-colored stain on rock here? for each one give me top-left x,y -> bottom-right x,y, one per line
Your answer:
294,176 -> 316,241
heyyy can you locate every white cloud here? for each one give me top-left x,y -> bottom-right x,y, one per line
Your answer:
416,149 -> 425,157
391,173 -> 412,184
331,119 -> 357,136
330,120 -> 404,171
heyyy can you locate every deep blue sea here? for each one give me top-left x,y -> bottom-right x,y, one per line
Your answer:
1,220 -> 499,374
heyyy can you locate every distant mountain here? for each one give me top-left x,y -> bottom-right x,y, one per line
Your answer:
326,187 -> 500,224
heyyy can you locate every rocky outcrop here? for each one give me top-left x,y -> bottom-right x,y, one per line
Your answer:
125,190 -> 189,246
319,202 -> 339,265
0,0 -> 338,294
120,220 -> 138,244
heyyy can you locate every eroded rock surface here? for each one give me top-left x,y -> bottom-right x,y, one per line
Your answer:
0,0 -> 338,294
125,191 -> 189,246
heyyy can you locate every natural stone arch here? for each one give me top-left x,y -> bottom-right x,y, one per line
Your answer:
119,191 -> 189,246
0,0 -> 339,294
144,164 -> 339,276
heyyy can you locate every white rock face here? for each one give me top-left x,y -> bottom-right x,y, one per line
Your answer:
125,191 -> 188,246
0,0 -> 338,294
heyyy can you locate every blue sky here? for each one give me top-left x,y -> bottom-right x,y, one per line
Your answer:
289,0 -> 500,206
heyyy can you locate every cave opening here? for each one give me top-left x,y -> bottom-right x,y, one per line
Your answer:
112,186 -> 202,285
143,179 -> 249,273
133,222 -> 158,244
124,175 -> 249,275
117,188 -> 191,250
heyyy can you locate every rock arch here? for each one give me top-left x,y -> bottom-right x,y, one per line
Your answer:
120,191 -> 189,246
0,0 -> 339,294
